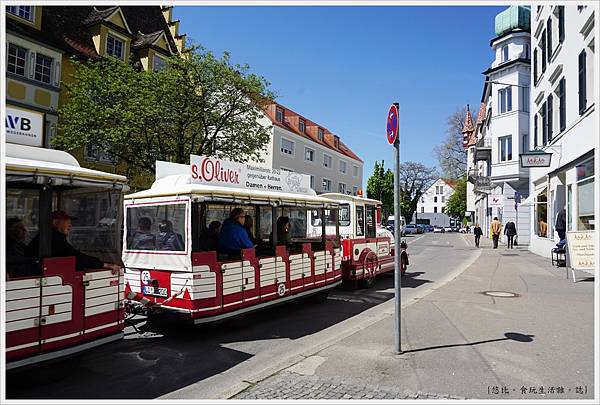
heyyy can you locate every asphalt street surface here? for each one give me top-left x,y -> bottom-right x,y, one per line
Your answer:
6,232 -> 479,399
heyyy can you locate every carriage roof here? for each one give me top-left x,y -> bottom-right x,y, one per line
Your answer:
319,193 -> 382,206
5,143 -> 127,186
125,174 -> 338,208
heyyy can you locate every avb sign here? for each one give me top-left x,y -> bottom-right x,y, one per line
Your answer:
520,151 -> 552,168
386,104 -> 399,145
190,155 -> 311,194
5,107 -> 44,147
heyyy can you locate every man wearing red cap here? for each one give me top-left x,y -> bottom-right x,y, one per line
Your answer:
26,210 -> 120,272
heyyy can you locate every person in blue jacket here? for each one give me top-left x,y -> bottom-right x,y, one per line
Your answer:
219,208 -> 254,259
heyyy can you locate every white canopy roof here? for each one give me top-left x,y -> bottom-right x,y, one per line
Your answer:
5,143 -> 127,185
125,174 -> 338,207
320,192 -> 382,206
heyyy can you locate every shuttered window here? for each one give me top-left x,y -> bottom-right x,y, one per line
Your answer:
558,6 -> 565,43
558,78 -> 566,131
547,18 -> 553,62
578,50 -> 587,114
547,94 -> 553,143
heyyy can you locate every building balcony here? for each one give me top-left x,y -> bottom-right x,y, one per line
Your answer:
474,137 -> 492,161
469,170 -> 493,194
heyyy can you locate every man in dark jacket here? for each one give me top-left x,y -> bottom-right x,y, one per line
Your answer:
555,208 -> 567,241
473,224 -> 483,248
26,210 -> 120,272
504,221 -> 517,249
218,208 -> 254,259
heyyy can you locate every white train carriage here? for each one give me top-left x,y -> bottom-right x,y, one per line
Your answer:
122,156 -> 342,323
312,193 -> 408,288
5,144 -> 127,370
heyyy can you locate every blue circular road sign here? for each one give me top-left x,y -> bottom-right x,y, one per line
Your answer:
387,104 -> 399,145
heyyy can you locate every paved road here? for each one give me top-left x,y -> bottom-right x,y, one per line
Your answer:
6,233 -> 479,399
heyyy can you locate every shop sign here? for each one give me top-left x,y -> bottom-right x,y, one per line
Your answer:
520,151 -> 552,168
5,107 -> 44,147
190,154 -> 311,194
488,195 -> 503,208
565,231 -> 595,273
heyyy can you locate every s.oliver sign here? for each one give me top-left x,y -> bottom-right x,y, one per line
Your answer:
190,155 -> 311,194
5,107 -> 44,147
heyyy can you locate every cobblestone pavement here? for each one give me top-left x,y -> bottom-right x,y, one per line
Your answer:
234,372 -> 466,400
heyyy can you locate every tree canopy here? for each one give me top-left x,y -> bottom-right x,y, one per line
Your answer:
433,107 -> 468,179
366,161 -> 394,219
445,177 -> 467,221
55,46 -> 275,185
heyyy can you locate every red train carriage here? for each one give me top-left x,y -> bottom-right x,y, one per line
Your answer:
5,144 -> 127,370
317,193 -> 408,288
123,156 -> 342,323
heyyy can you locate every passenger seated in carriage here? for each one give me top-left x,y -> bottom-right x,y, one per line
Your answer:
269,216 -> 293,252
6,218 -> 38,279
156,220 -> 184,251
198,220 -> 221,252
130,217 -> 156,250
218,208 -> 254,259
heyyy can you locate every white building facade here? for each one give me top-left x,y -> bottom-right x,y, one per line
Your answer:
466,6 -> 532,245
261,103 -> 364,195
527,4 -> 596,257
414,178 -> 456,227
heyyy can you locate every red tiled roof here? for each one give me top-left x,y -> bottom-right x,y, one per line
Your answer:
462,109 -> 476,149
264,102 -> 363,163
476,102 -> 487,125
442,178 -> 459,189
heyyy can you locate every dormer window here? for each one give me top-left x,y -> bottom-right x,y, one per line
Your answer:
502,45 -> 509,62
153,55 -> 167,71
7,6 -> 33,22
334,135 -> 340,148
317,128 -> 324,141
276,107 -> 284,123
299,119 -> 306,133
107,34 -> 124,60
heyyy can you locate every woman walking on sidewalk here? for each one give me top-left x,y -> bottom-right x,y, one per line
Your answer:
473,224 -> 483,248
504,220 -> 516,249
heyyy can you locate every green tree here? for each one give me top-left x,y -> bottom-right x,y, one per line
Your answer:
446,177 -> 467,221
55,45 -> 275,183
366,161 -> 394,219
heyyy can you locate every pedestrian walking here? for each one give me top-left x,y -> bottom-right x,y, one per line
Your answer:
504,220 -> 516,249
490,217 -> 502,249
473,224 -> 483,248
555,208 -> 566,241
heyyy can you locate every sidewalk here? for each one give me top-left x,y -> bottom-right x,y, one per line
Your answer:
234,237 -> 595,400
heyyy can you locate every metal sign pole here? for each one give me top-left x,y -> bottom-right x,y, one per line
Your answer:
392,102 -> 402,354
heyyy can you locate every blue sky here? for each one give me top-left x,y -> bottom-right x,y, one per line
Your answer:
174,5 -> 506,189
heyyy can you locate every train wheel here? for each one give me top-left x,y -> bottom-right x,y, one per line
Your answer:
360,251 -> 378,289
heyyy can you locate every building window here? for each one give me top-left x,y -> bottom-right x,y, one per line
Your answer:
310,175 -> 315,189
499,87 -> 512,114
317,128 -> 324,141
106,35 -> 124,60
322,178 -> 331,192
442,196 -> 446,203
34,53 -> 53,84
558,6 -> 565,43
442,207 -> 446,214
499,135 -> 512,162
558,77 -> 566,131
421,207 -> 425,213
7,43 -> 27,76
334,135 -> 340,148
533,48 -> 538,82
522,133 -> 529,153
421,197 -> 425,203
434,196 -> 438,203
299,119 -> 305,133
434,207 -> 438,213
353,165 -> 359,177
275,107 -> 284,123
280,138 -> 294,155
523,43 -> 530,59
540,30 -> 546,73
304,147 -> 315,162
339,160 -> 347,174
323,154 -> 332,168
547,94 -> 553,142
353,186 -> 358,196
546,17 -> 553,62
541,103 -> 547,145
7,6 -> 33,21
502,45 -> 509,62
153,55 -> 167,71
520,86 -> 529,112
576,159 -> 594,230
535,187 -> 548,237
338,183 -> 347,194
534,114 -> 538,148
578,49 -> 587,114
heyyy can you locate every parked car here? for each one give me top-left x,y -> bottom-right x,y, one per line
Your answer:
444,226 -> 453,232
459,227 -> 468,233
405,224 -> 419,234
386,215 -> 406,236
433,226 -> 445,233
416,224 -> 425,234
424,225 -> 434,232
451,226 -> 459,232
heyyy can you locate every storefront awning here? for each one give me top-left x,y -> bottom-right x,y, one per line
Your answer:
520,187 -> 546,206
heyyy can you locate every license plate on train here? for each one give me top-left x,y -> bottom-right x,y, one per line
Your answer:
142,286 -> 168,297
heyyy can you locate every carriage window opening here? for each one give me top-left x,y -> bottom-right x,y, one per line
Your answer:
126,203 -> 186,251
311,208 -> 337,227
280,207 -> 309,238
365,205 -> 376,238
339,204 -> 350,227
6,187 -> 41,278
356,206 -> 365,236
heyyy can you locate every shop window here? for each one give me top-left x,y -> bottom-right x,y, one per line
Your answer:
576,159 -> 594,230
535,188 -> 548,237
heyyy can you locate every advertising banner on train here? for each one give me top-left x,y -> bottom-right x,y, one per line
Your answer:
190,154 -> 311,194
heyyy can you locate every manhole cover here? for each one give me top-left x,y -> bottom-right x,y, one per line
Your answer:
481,291 -> 520,298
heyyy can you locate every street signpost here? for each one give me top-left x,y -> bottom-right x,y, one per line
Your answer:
387,102 -> 402,354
